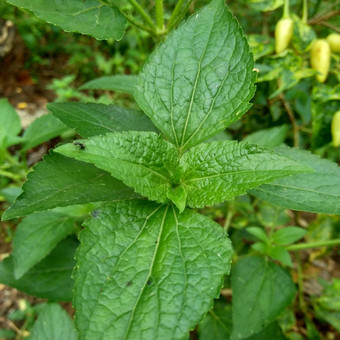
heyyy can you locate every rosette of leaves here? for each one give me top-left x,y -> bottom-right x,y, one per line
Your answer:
2,0 -> 314,338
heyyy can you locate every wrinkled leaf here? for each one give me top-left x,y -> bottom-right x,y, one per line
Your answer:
3,152 -> 137,220
135,0 -> 255,150
74,200 -> 232,339
48,102 -> 158,138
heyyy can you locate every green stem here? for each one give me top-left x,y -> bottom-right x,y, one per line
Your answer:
296,252 -> 307,313
223,204 -> 234,232
168,0 -> 194,31
128,0 -> 156,31
155,0 -> 164,31
302,0 -> 308,23
168,0 -> 186,28
125,14 -> 155,35
286,238 -> 340,251
283,0 -> 290,18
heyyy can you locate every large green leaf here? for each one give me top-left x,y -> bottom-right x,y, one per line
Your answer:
2,152 -> 137,220
181,141 -> 312,208
21,113 -> 69,151
29,303 -> 77,340
47,102 -> 158,138
74,200 -> 232,339
0,237 -> 77,301
12,211 -> 75,279
55,132 -> 180,204
134,0 -> 255,150
231,256 -> 296,339
6,0 -> 126,40
79,75 -> 138,94
0,98 -> 21,148
250,147 -> 340,214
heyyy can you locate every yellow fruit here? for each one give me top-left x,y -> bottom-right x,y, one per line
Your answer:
275,18 -> 293,54
331,110 -> 340,147
310,39 -> 331,83
327,33 -> 340,53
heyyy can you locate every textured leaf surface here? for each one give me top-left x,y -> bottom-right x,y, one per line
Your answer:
181,141 -> 312,208
6,0 -> 126,40
48,102 -> 158,138
79,75 -> 138,93
12,211 -> 75,279
74,200 -> 232,340
21,113 -> 69,151
0,98 -> 21,148
29,303 -> 77,340
134,0 -> 255,150
250,147 -> 340,214
3,152 -> 137,220
0,237 -> 77,301
55,132 -> 180,204
231,256 -> 296,339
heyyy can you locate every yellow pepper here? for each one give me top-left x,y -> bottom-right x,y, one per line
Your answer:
332,110 -> 340,147
327,33 -> 340,53
275,18 -> 294,54
310,39 -> 331,83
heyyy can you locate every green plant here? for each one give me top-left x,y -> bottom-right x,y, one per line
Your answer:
1,0 -> 340,339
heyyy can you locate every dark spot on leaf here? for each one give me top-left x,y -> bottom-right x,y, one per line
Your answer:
147,280 -> 152,286
91,210 -> 99,218
126,281 -> 132,286
74,142 -> 85,150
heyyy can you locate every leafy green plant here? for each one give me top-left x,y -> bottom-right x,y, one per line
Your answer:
2,0 -> 340,339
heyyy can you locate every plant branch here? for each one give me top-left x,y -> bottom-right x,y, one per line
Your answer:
318,21 -> 340,34
124,14 -> 155,35
128,0 -> 156,31
168,0 -> 194,31
155,0 -> 164,31
286,238 -> 340,250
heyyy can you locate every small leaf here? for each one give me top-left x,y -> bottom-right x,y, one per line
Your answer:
29,303 -> 77,340
2,152 -> 137,220
231,256 -> 296,339
6,0 -> 126,40
0,237 -> 77,301
79,75 -> 138,93
134,0 -> 255,150
247,227 -> 269,243
250,146 -> 340,214
0,98 -> 21,148
55,132 -> 180,204
21,113 -> 69,151
74,200 -> 232,339
267,246 -> 293,267
12,211 -> 75,279
272,227 -> 307,245
48,102 -> 158,137
243,125 -> 288,148
181,141 -> 312,208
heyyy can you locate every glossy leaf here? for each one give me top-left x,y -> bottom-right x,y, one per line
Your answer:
134,0 -> 255,150
231,256 -> 296,339
0,237 -> 77,301
55,132 -> 180,204
29,303 -> 77,340
6,0 -> 126,40
0,98 -> 21,148
48,102 -> 158,138
250,147 -> 340,214
74,200 -> 232,339
79,75 -> 138,94
21,113 -> 69,151
2,152 -> 137,220
181,141 -> 312,208
12,211 -> 75,279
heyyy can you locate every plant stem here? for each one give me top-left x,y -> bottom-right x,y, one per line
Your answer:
283,0 -> 290,18
296,251 -> 307,313
302,0 -> 308,24
155,0 -> 164,31
128,0 -> 156,31
125,14 -> 155,35
286,238 -> 340,251
223,204 -> 234,232
168,0 -> 194,31
168,0 -> 186,29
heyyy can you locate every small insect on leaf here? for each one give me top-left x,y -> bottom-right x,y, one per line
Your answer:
73,142 -> 86,150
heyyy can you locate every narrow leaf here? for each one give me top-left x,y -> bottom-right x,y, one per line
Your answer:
79,75 -> 138,93
6,0 -> 126,40
134,0 -> 255,150
21,113 -> 69,151
74,200 -> 232,339
47,102 -> 158,138
2,152 -> 137,220
231,256 -> 296,339
0,98 -> 21,148
0,237 -> 77,301
12,211 -> 75,279
29,303 -> 77,340
250,147 -> 340,214
55,132 -> 180,204
181,141 -> 312,208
